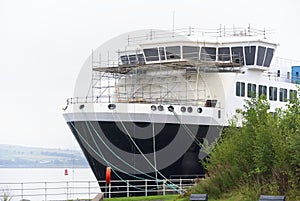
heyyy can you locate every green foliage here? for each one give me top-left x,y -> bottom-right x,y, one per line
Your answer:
193,95 -> 300,200
1,188 -> 13,201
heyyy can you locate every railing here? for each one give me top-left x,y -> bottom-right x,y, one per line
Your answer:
0,180 -> 100,201
126,26 -> 273,44
65,96 -> 208,106
98,178 -> 198,198
0,179 -> 198,201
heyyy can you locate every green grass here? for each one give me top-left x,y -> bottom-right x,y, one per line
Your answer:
103,194 -> 182,201
102,192 -> 247,201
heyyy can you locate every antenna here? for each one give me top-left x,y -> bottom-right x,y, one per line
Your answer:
248,24 -> 251,36
172,10 -> 175,37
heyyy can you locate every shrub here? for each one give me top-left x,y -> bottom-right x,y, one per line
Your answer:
194,95 -> 300,200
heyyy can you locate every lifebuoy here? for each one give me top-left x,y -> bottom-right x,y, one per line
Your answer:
106,167 -> 111,184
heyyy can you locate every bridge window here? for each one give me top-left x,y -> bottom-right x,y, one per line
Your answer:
159,47 -> 166,60
120,55 -> 129,65
183,46 -> 200,60
218,47 -> 230,61
245,46 -> 256,65
279,88 -> 287,102
256,46 -> 266,66
269,87 -> 277,101
263,48 -> 274,67
231,46 -> 244,65
289,89 -> 297,100
129,54 -> 137,64
144,48 -> 159,62
166,46 -> 181,60
236,82 -> 245,97
247,83 -> 256,97
137,53 -> 145,64
258,85 -> 267,97
121,54 -> 145,65
200,47 -> 216,61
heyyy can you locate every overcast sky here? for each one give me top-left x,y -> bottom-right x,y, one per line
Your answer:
0,0 -> 300,149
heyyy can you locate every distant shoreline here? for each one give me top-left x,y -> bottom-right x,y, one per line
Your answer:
0,144 -> 89,168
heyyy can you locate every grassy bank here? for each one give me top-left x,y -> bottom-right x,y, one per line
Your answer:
103,194 -> 182,201
103,190 -> 297,201
103,192 -> 250,201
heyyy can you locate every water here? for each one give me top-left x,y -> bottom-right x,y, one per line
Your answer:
0,168 -> 100,201
0,168 -> 97,183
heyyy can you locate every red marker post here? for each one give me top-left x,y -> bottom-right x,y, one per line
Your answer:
64,169 -> 68,176
106,167 -> 112,198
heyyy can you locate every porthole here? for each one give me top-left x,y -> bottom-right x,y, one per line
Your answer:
151,105 -> 157,111
108,104 -> 116,110
79,104 -> 85,110
197,107 -> 203,113
187,107 -> 193,113
168,105 -> 174,112
158,105 -> 164,111
180,106 -> 186,112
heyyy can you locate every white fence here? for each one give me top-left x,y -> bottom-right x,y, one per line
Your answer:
0,180 -> 99,201
0,178 -> 198,201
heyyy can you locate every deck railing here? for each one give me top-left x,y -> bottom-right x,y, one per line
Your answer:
65,96 -> 208,106
0,178 -> 199,201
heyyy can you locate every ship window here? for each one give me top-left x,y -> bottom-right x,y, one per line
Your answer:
159,47 -> 166,60
120,55 -> 129,65
269,86 -> 277,101
256,46 -> 266,66
287,72 -> 290,79
236,82 -> 245,97
258,85 -> 267,97
279,88 -> 287,102
263,48 -> 274,67
231,46 -> 244,65
218,47 -> 230,61
289,89 -> 297,100
166,46 -> 181,60
144,48 -> 159,61
247,83 -> 256,98
137,53 -> 145,64
183,46 -> 200,60
244,46 -> 256,65
129,54 -> 137,64
200,47 -> 216,61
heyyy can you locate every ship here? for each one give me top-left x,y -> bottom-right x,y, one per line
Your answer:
62,26 -> 299,192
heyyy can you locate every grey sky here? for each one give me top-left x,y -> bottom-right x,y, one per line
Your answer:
0,0 -> 299,149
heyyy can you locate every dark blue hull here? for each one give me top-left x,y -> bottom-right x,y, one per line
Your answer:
67,121 -> 220,182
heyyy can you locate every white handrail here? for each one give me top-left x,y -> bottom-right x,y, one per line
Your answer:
0,178 -> 200,201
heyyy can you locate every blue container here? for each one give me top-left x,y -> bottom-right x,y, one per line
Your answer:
291,66 -> 300,84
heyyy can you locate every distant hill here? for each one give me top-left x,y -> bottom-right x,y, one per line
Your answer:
0,144 -> 89,168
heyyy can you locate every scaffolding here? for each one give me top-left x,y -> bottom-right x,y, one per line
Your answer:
69,27 -> 256,106
91,54 -> 242,106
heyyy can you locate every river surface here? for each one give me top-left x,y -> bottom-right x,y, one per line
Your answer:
0,168 -> 97,182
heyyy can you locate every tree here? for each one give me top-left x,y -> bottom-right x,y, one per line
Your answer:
194,95 -> 300,199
